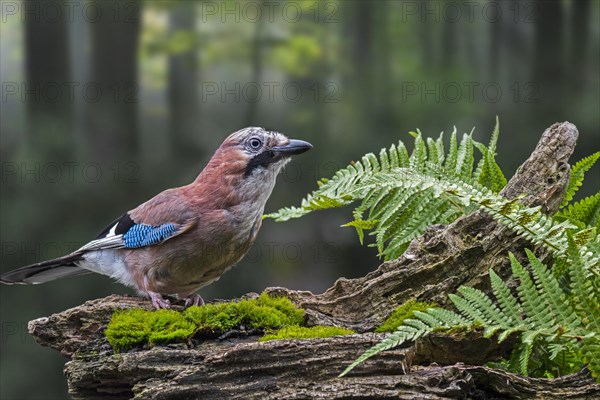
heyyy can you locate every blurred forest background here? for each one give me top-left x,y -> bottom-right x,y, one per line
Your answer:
1,0 -> 598,398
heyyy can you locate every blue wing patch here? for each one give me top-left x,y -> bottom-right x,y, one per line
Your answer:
123,223 -> 178,249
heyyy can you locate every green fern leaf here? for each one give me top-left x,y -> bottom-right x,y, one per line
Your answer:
572,227 -> 597,247
557,192 -> 600,229
561,152 -> 600,207
435,132 -> 446,165
526,249 -> 580,330
473,118 -> 506,193
489,269 -> 523,325
340,307 -> 468,377
338,323 -> 427,377
456,286 -> 511,327
519,341 -> 534,376
427,137 -> 439,168
395,141 -> 411,167
409,130 -> 427,172
445,127 -> 459,174
456,131 -> 475,179
489,116 -> 500,154
567,233 -> 600,335
510,254 -> 557,329
342,219 -> 379,245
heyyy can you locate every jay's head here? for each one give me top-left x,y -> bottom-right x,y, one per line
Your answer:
198,128 -> 312,202
214,127 -> 312,178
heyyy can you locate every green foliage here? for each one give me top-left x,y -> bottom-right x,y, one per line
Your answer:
340,244 -> 600,379
268,119 -> 599,269
327,137 -> 599,379
271,34 -> 323,77
375,300 -> 437,333
259,325 -> 355,342
266,118 -> 599,380
105,293 -> 304,351
267,119 -> 507,259
561,152 -> 600,207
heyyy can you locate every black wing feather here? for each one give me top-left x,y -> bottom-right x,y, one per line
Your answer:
95,213 -> 135,239
0,253 -> 88,284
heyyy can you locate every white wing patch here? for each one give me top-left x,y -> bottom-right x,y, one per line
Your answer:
107,222 -> 119,238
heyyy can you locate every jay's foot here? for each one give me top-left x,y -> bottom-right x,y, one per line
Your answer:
148,292 -> 171,309
183,293 -> 204,308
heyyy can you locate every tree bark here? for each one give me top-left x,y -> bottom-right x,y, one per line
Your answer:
28,122 -> 599,399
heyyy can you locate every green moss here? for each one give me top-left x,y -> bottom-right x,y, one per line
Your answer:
375,300 -> 437,333
259,325 -> 355,342
105,308 -> 195,351
183,292 -> 304,332
105,293 -> 305,351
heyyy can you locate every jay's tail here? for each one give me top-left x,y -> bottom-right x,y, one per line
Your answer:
0,253 -> 90,285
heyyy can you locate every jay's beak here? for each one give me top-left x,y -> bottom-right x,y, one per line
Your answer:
272,139 -> 313,157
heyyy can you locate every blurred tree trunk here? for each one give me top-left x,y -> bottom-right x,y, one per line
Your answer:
245,1 -> 264,126
168,1 -> 200,157
441,15 -> 456,68
354,0 -> 372,100
86,0 -> 141,161
489,7 -> 502,79
24,0 -> 72,157
371,3 -> 395,130
340,0 -> 373,133
418,1 -> 435,68
570,0 -> 589,91
532,0 -> 564,118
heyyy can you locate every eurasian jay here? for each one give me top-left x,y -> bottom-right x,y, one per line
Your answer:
0,127 -> 312,309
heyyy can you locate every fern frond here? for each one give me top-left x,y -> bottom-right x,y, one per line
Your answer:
342,219 -> 378,245
424,307 -> 470,326
526,249 -> 580,330
561,152 -> 600,207
344,245 -> 599,379
557,192 -> 600,229
489,269 -> 522,325
567,234 -> 600,335
338,323 -> 428,377
455,132 -> 475,179
339,307 -> 468,377
519,341 -> 534,376
456,286 -> 511,328
566,232 -> 600,379
510,254 -> 558,329
445,127 -> 459,174
267,124 -> 507,260
473,117 -> 507,193
427,136 -> 442,166
409,130 -> 427,172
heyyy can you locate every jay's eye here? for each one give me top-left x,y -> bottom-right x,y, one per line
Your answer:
249,138 -> 263,150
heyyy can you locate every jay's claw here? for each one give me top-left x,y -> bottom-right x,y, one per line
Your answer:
184,294 -> 204,308
149,292 -> 171,309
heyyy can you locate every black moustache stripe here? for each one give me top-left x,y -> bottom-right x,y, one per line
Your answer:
244,150 -> 276,177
